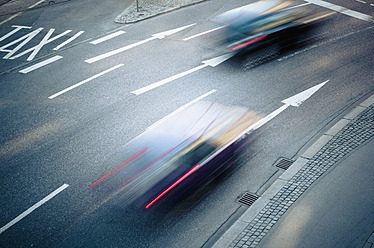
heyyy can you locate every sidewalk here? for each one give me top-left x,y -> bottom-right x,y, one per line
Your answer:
114,0 -> 207,23
212,93 -> 374,248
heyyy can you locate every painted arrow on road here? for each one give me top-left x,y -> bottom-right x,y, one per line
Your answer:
85,24 -> 196,64
247,80 -> 329,132
131,53 -> 235,95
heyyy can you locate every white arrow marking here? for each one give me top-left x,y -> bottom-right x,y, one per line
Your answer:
85,24 -> 195,64
152,23 -> 196,39
132,53 -> 234,95
182,25 -> 227,41
248,80 -> 329,132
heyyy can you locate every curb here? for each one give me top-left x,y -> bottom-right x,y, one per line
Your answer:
212,93 -> 374,248
114,0 -> 208,24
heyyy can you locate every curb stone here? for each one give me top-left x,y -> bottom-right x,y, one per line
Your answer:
114,0 -> 208,24
212,92 -> 374,248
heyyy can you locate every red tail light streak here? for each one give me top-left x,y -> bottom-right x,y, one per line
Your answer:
89,147 -> 147,189
231,34 -> 267,51
117,148 -> 174,189
145,164 -> 200,209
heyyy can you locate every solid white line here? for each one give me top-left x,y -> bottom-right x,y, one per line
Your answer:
48,64 -> 124,99
28,0 -> 45,9
53,31 -> 85,50
146,89 -> 216,130
355,0 -> 366,3
85,37 -> 156,63
0,184 -> 69,235
305,0 -> 373,22
90,31 -> 126,45
131,64 -> 208,95
0,13 -> 21,26
19,55 -> 63,74
182,26 -> 226,41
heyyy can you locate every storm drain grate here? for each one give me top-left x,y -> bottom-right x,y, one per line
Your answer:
238,192 -> 258,207
274,157 -> 294,170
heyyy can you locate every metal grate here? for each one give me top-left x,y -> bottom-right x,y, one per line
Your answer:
238,192 -> 258,207
274,157 -> 294,170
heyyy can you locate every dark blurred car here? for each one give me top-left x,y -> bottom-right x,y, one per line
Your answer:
90,101 -> 262,209
213,0 -> 334,53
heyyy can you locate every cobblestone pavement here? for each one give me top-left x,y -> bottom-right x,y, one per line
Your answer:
115,0 -> 207,23
212,94 -> 374,248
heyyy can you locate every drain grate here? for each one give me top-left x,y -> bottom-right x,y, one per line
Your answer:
274,157 -> 294,170
238,192 -> 258,207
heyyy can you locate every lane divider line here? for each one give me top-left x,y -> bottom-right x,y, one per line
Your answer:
48,63 -> 124,99
305,0 -> 374,22
0,183 -> 69,235
90,31 -> 126,45
19,55 -> 63,74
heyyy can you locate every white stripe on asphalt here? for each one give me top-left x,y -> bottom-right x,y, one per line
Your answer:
48,64 -> 124,99
131,64 -> 208,95
305,0 -> 373,22
182,26 -> 227,41
85,37 -> 156,63
19,55 -> 63,74
90,31 -> 126,45
0,184 -> 69,235
53,31 -> 85,50
146,89 -> 216,130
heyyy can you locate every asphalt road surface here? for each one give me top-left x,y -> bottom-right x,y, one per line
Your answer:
0,0 -> 373,247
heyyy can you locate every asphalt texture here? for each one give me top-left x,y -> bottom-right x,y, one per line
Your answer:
213,95 -> 374,248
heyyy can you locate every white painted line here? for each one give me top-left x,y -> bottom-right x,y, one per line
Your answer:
19,55 -> 63,74
0,13 -> 21,26
85,37 -> 156,63
48,64 -> 124,99
182,26 -> 226,41
305,0 -> 373,22
0,25 -> 32,42
85,24 -> 195,63
53,31 -> 85,50
0,184 -> 69,235
132,64 -> 208,95
132,53 -> 234,95
355,0 -> 366,3
146,89 -> 216,130
90,31 -> 126,45
28,0 -> 45,9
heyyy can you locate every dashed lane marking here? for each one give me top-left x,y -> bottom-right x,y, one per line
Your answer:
19,55 -> 63,74
0,184 -> 69,235
90,31 -> 126,45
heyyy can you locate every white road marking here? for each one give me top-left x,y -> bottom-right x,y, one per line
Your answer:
0,28 -> 43,59
48,63 -> 124,99
0,25 -> 32,42
90,31 -> 126,45
355,0 -> 366,3
182,26 -> 227,41
0,0 -> 45,25
305,0 -> 373,22
28,0 -> 45,9
0,184 -> 69,235
146,89 -> 216,130
85,24 -> 195,63
10,29 -> 72,61
85,37 -> 156,63
247,80 -> 329,132
0,13 -> 22,26
53,31 -> 85,50
132,53 -> 234,95
19,55 -> 63,73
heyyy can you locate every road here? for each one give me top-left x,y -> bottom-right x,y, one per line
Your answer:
0,0 -> 373,247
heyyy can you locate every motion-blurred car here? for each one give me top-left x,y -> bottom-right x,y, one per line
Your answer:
90,101 -> 263,209
213,0 -> 334,53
